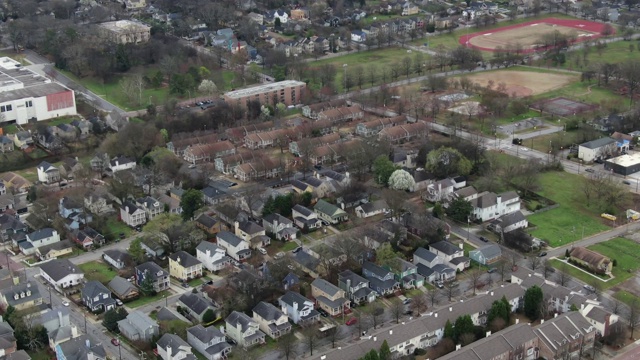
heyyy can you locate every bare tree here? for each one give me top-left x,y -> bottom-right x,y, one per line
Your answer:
325,326 -> 342,349
628,298 -> 640,340
390,298 -> 404,324
496,258 -> 510,282
408,293 -> 427,314
444,280 -> 460,301
426,287 -> 440,307
368,304 -> 385,329
467,268 -> 484,296
528,256 -> 541,271
278,333 -> 297,360
302,325 -> 319,356
556,262 -> 570,287
610,300 -> 622,315
542,260 -> 554,279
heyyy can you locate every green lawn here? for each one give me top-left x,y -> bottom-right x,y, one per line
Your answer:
359,13 -> 405,26
587,238 -> 640,287
104,217 -> 132,240
307,46 -> 430,92
527,171 -> 609,247
281,241 -> 300,252
78,261 -> 119,284
126,290 -> 170,308
188,277 -> 205,287
613,290 -> 640,306
560,40 -> 640,71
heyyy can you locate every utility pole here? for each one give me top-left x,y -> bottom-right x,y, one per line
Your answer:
118,335 -> 122,360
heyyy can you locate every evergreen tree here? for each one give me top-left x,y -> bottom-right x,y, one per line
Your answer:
140,273 -> 156,296
524,285 -> 543,320
454,315 -> 475,342
444,319 -> 455,339
379,340 -> 391,360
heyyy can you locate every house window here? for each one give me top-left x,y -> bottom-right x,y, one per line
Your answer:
25,100 -> 33,107
0,105 -> 12,112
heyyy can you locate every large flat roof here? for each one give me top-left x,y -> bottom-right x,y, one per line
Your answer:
98,20 -> 151,33
0,57 -> 50,92
0,83 -> 71,103
224,80 -> 305,99
605,153 -> 640,167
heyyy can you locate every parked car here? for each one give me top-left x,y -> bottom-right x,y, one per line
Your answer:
61,299 -> 70,307
318,308 -> 329,317
402,298 -> 412,305
115,299 -> 123,306
538,252 -> 547,257
487,268 -> 497,273
292,246 -> 302,254
181,282 -> 189,288
346,317 -> 357,326
623,180 -> 631,185
274,252 -> 285,259
404,309 -> 414,315
258,248 -> 267,255
583,284 -> 596,292
111,338 -> 120,346
479,236 -> 489,242
435,281 -> 444,289
585,168 -> 595,173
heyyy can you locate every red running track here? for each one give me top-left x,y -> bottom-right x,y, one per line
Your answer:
459,18 -> 612,53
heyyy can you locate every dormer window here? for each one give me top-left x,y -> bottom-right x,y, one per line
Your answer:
13,294 -> 18,300
20,292 -> 25,298
26,290 -> 31,296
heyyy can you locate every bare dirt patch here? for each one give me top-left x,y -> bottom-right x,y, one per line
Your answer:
469,23 -> 594,51
462,70 -> 577,97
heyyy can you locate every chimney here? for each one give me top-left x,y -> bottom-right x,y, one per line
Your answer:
219,326 -> 225,334
540,319 -> 544,324
85,339 -> 91,348
435,313 -> 438,318
456,344 -> 461,351
528,274 -> 531,277
449,307 -> 452,312
458,243 -> 463,250
167,345 -> 172,359
515,318 -> 519,324
293,301 -> 298,311
58,311 -> 64,325
373,337 -> 377,342
581,303 -> 584,311
486,331 -> 491,337
490,291 -> 494,296
554,313 -> 558,318
389,330 -> 393,335
346,279 -> 351,291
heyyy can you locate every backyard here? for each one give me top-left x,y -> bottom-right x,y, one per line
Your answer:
126,290 -> 170,308
527,171 -> 609,247
78,261 -> 119,284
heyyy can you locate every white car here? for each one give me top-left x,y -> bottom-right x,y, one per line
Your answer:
258,248 -> 267,255
61,300 -> 70,307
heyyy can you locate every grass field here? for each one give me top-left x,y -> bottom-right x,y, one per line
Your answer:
127,290 -> 170,308
527,171 -> 609,247
104,217 -> 132,240
587,238 -> 640,286
79,261 -> 119,284
307,46 -> 428,92
613,290 -> 639,306
561,40 -> 640,71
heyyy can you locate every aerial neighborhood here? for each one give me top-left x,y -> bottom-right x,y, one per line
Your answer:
1,0 -> 640,359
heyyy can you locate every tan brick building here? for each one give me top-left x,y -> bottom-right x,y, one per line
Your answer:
224,80 -> 306,108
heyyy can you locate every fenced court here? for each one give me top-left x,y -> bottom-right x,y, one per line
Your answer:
459,18 -> 610,53
530,97 -> 598,116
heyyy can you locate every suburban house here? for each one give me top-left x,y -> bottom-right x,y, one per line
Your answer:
178,293 -> 218,322
225,311 -> 266,348
84,193 -> 112,215
169,251 -> 203,282
289,133 -> 341,156
252,301 -> 292,339
317,106 -> 364,124
314,200 -> 348,225
394,258 -> 425,289
195,214 -> 220,235
37,306 -> 77,349
37,161 -> 61,184
135,261 -> 170,292
490,211 -> 528,233
156,333 -> 195,360
454,186 -> 479,202
278,291 -> 320,325
578,138 -> 617,163
36,240 -> 73,261
118,311 -> 159,342
0,136 -> 14,153
402,1 -> 420,15
108,156 -> 136,174
471,191 -> 521,223
108,276 -> 139,301
201,186 -> 227,206
196,241 -> 231,272
302,99 -> 347,119
413,247 -> 442,268
569,247 -> 612,275
183,142 -> 236,164
424,178 -> 456,203
582,303 -> 619,337
355,200 -> 388,219
282,272 -> 299,290
469,244 -> 503,265
355,115 -> 407,137
534,312 -> 596,360
135,196 -> 163,220
216,231 -> 251,262
362,261 -> 400,296
0,282 -> 42,311
81,281 -> 116,312
311,278 -> 350,316
338,270 -> 377,304
430,241 -> 470,272
55,335 -> 105,360
233,159 -> 283,182
39,259 -> 84,293
292,204 -> 322,230
186,324 -> 231,360
233,221 -> 266,243
102,249 -> 132,270
71,227 -> 105,249
378,122 -> 428,143
120,201 -> 147,227
262,213 -> 297,241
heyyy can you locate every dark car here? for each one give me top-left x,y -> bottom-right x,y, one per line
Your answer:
181,282 -> 189,288
623,180 -> 632,185
111,338 -> 120,346
404,309 -> 414,315
119,233 -> 125,239
226,337 -> 237,345
479,236 -> 489,242
538,252 -> 547,257
585,168 -> 595,173
292,246 -> 302,254
318,308 -> 329,317
487,268 -> 497,273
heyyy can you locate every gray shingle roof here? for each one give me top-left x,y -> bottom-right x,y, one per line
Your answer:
169,251 -> 202,268
279,291 -> 313,307
135,261 -> 168,280
178,293 -> 215,316
39,259 -> 82,282
195,214 -> 217,229
362,261 -> 391,279
580,137 -> 616,149
187,324 -> 224,343
157,333 -> 190,351
28,227 -> 55,241
216,231 -> 243,247
37,239 -> 72,255
238,221 -> 264,235
338,270 -> 369,288
470,244 -> 502,260
58,335 -> 106,360
430,241 -> 460,256
1,282 -> 41,307
226,311 -> 256,332
253,301 -> 285,321
263,213 -> 293,226
104,249 -> 130,264
311,278 -> 341,297
292,204 -> 314,217
414,247 -> 438,262
108,276 -> 137,298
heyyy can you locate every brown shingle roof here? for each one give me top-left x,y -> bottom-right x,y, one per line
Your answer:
570,246 -> 610,267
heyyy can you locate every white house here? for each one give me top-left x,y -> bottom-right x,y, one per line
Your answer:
37,161 -> 61,184
157,333 -> 194,360
267,9 -> 288,24
355,200 -> 388,219
351,30 -> 367,42
196,241 -> 231,272
136,196 -> 163,220
225,311 -> 266,348
490,211 -> 528,234
120,201 -> 147,227
109,156 -> 136,173
102,250 -> 131,269
578,138 -> 617,163
262,213 -> 296,241
413,247 -> 442,268
39,259 -> 84,292
216,231 -> 251,262
21,228 -> 60,255
0,57 -> 77,126
187,325 -> 231,360
429,241 -> 469,272
424,178 -> 456,203
468,244 -> 502,265
471,191 -> 521,223
291,205 -> 321,230
278,291 -> 320,325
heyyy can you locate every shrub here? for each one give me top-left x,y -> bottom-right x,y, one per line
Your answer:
612,259 -> 617,267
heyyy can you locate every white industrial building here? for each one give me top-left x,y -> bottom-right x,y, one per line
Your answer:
0,57 -> 77,125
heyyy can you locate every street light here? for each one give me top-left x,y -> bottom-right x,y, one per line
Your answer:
578,159 -> 583,174
343,64 -> 348,94
467,217 -> 470,240
117,335 -> 122,360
